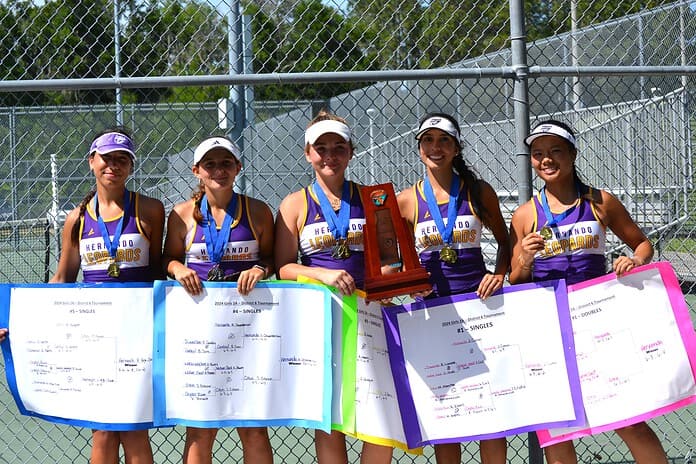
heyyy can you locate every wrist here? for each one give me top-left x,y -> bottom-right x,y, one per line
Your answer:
253,264 -> 268,279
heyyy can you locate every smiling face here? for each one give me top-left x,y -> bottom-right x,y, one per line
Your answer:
89,151 -> 133,188
530,134 -> 577,184
305,132 -> 353,178
192,148 -> 241,191
418,128 -> 459,170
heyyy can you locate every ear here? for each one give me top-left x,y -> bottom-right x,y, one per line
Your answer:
192,165 -> 201,178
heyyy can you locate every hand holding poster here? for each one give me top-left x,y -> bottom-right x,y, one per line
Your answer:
537,262 -> 696,446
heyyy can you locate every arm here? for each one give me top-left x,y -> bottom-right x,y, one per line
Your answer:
508,201 -> 544,285
50,208 -> 82,283
476,181 -> 510,299
274,191 -> 356,295
598,190 -> 654,276
138,195 -> 166,281
162,202 -> 203,295
236,198 -> 275,295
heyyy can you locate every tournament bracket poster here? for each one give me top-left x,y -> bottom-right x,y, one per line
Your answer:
383,280 -> 584,449
537,262 -> 696,446
152,280 -> 332,430
0,283 -> 154,430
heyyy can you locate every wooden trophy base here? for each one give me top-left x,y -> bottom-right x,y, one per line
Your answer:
364,268 -> 432,301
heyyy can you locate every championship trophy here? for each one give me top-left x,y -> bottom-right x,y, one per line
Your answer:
359,183 -> 431,301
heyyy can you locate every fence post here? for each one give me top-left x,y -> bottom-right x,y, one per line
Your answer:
509,0 -> 543,463
509,0 -> 532,206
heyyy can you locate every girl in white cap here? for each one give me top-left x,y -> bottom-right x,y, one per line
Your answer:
396,112 -> 510,464
275,110 -> 393,464
509,119 -> 667,464
51,127 -> 165,464
163,136 -> 275,464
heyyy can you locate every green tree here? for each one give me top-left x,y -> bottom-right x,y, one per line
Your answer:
346,0 -> 424,69
246,0 -> 369,100
26,0 -> 115,104
415,1 -> 509,68
122,0 -> 229,103
0,1 -> 42,105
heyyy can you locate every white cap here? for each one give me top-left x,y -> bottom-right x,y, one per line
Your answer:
304,120 -> 352,145
524,123 -> 577,149
415,116 -> 460,142
193,137 -> 241,165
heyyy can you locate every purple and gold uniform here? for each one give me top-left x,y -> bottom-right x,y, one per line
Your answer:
80,192 -> 151,282
184,195 -> 261,280
413,179 -> 487,297
531,191 -> 607,285
298,182 -> 366,288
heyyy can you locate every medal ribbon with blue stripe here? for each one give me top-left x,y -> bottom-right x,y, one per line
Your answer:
313,180 -> 350,242
540,184 -> 580,228
200,193 -> 238,265
423,175 -> 459,245
95,190 -> 130,262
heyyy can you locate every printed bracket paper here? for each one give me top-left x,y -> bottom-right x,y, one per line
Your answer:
383,281 -> 584,449
347,293 -> 421,453
152,280 -> 332,431
537,262 -> 696,446
294,280 -> 418,452
295,276 -> 358,433
0,283 -> 154,430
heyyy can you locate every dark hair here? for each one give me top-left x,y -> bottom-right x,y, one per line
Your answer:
532,119 -> 589,194
70,126 -> 133,245
417,112 -> 491,228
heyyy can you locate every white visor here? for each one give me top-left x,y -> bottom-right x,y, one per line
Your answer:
525,123 -> 577,149
304,120 -> 352,145
415,116 -> 460,142
193,137 -> 241,165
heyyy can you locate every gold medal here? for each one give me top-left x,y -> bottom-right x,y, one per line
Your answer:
539,226 -> 553,241
207,264 -> 225,281
440,245 -> 458,264
332,239 -> 351,259
107,261 -> 120,278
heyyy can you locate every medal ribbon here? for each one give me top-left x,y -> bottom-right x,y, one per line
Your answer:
539,184 -> 581,228
200,193 -> 238,265
95,190 -> 130,262
313,180 -> 351,241
423,175 -> 460,245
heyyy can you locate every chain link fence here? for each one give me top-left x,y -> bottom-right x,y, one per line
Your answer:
0,0 -> 695,462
